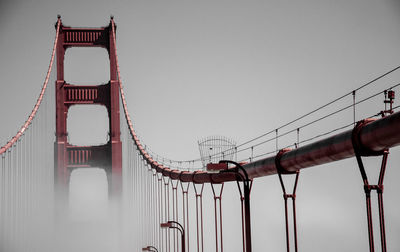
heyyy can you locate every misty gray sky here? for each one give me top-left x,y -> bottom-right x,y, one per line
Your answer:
1,0 -> 400,251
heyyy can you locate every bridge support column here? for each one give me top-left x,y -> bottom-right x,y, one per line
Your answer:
275,149 -> 300,252
211,183 -> 224,252
193,183 -> 205,252
54,17 -> 123,200
110,79 -> 122,196
181,181 -> 191,252
352,120 -> 390,252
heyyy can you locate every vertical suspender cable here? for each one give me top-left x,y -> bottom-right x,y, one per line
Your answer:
193,183 -> 204,252
0,154 -> 4,246
211,183 -> 224,252
163,176 -> 170,252
153,170 -> 158,247
157,173 -> 164,251
0,154 -> 3,245
171,179 -> 179,252
181,181 -> 190,252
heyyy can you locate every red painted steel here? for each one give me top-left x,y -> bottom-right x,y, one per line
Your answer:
66,144 -> 110,168
62,27 -> 108,48
55,17 -> 122,195
0,18 -> 61,155
352,118 -> 390,252
64,84 -> 109,105
193,183 -> 205,252
277,168 -> 300,252
245,112 -> 400,179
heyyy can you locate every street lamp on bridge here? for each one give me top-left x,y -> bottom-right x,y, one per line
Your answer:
142,246 -> 158,252
161,220 -> 185,252
219,160 -> 252,252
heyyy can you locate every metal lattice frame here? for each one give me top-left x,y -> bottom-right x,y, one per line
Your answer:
198,136 -> 236,168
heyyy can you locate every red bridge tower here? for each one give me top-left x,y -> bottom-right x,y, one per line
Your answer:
54,17 -> 122,197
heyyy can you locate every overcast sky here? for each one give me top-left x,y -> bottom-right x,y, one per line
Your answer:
1,0 -> 400,251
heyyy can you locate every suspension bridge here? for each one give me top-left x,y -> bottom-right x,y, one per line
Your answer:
1,16 -> 400,252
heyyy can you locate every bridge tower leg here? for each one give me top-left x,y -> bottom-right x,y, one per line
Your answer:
54,17 -> 122,198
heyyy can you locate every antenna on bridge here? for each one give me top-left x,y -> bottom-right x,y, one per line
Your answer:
198,135 -> 236,171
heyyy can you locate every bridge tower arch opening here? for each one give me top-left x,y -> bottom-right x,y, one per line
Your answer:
69,168 -> 109,221
64,47 -> 110,85
54,17 -> 122,199
67,105 -> 109,146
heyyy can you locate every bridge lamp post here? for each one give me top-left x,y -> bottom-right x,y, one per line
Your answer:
161,220 -> 185,252
142,245 -> 158,252
219,160 -> 252,252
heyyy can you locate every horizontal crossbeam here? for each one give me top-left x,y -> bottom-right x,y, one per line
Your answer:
64,83 -> 110,106
66,144 -> 111,169
61,27 -> 109,48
